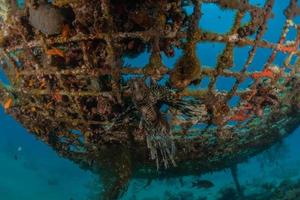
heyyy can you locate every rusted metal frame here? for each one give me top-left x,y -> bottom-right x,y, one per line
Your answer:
100,0 -> 123,104
188,1 -> 216,133
44,32 -> 87,122
226,0 -> 275,108
253,19 -> 299,90
17,65 -> 248,80
238,83 -> 294,131
189,1 -> 216,132
214,10 -> 245,131
191,0 -> 201,34
80,41 -> 92,68
18,101 -> 110,128
208,12 -> 242,94
6,29 -> 280,56
185,105 -> 292,145
201,9 -> 246,133
180,88 -> 255,100
39,34 -> 87,123
265,16 -> 297,68
18,66 -> 114,76
283,52 -> 296,70
55,72 -> 88,121
4,30 -> 157,52
195,31 -> 277,49
105,36 -> 122,101
14,87 -> 112,97
143,1 -> 169,80
222,10 -> 246,103
213,10 -> 245,101
237,2 -> 299,129
14,112 -> 87,154
266,28 -> 291,68
0,0 -> 298,164
242,96 -> 296,135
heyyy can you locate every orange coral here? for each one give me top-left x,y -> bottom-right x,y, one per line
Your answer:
251,68 -> 274,79
277,38 -> 299,53
61,24 -> 70,40
277,44 -> 297,53
4,98 -> 13,110
230,110 -> 251,122
53,91 -> 62,101
40,79 -> 47,88
230,104 -> 253,122
46,48 -> 65,57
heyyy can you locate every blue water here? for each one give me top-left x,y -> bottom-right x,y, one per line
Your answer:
1,0 -> 300,199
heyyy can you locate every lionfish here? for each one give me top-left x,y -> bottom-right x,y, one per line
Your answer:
107,78 -> 205,169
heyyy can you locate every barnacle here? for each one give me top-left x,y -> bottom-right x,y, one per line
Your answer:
0,0 -> 300,199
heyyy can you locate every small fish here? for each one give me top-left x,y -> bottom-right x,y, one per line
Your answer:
192,180 -> 214,189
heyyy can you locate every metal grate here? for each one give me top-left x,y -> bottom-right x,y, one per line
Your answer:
0,0 -> 300,198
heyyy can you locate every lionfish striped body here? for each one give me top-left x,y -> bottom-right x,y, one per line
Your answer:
127,78 -> 201,169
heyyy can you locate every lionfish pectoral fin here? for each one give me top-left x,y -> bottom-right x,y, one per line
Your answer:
168,98 -> 202,118
146,122 -> 176,170
104,105 -> 136,131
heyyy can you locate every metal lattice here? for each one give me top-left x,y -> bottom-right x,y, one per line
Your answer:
0,0 -> 300,199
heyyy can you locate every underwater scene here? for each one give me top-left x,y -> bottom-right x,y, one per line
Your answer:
1,0 -> 300,199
